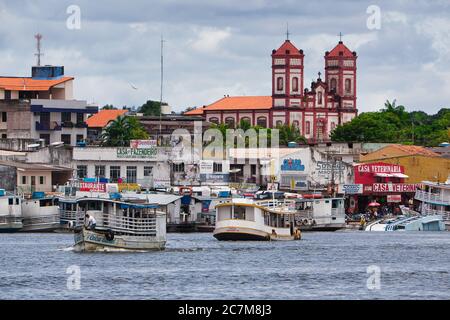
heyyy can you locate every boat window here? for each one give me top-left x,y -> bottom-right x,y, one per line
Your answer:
332,200 -> 340,209
233,206 -> 246,220
88,201 -> 101,211
8,198 -> 13,205
16,198 -> 19,205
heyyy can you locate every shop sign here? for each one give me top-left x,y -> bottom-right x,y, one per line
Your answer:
372,183 -> 420,193
199,160 -> 214,174
200,173 -> 230,183
339,184 -> 363,194
79,182 -> 106,192
130,140 -> 157,149
356,163 -> 403,173
118,183 -> 140,192
315,161 -> 346,176
117,147 -> 157,159
387,194 -> 402,203
281,159 -> 305,171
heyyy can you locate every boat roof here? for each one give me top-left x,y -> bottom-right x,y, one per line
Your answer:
421,181 -> 450,189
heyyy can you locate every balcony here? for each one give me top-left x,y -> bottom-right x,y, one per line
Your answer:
415,190 -> 450,206
35,121 -> 61,131
75,122 -> 88,128
61,121 -> 74,128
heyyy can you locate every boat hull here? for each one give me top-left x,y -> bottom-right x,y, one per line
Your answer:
74,228 -> 166,252
0,220 -> 23,233
298,223 -> 346,232
213,226 -> 299,241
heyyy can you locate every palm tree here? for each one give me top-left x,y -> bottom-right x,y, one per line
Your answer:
100,116 -> 148,147
277,124 -> 307,146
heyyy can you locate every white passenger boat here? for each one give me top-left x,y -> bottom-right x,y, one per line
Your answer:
414,180 -> 450,230
20,192 -> 60,232
72,195 -> 166,252
365,214 -> 446,231
214,198 -> 302,241
0,189 -> 22,233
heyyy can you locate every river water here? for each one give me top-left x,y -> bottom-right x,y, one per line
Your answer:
0,231 -> 449,300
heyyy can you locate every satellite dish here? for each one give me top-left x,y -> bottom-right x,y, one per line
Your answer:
27,143 -> 40,148
50,141 -> 64,146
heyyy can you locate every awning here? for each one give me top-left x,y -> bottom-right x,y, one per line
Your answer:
392,173 -> 409,178
374,173 -> 393,177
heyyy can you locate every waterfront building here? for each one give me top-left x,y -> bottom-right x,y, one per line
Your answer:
0,160 -> 72,193
0,65 -> 98,146
185,38 -> 358,143
360,144 -> 450,183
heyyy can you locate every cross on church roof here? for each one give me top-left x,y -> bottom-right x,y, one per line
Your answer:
318,72 -> 322,79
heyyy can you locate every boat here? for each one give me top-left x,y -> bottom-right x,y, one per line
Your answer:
364,214 -> 446,231
214,198 -> 302,241
72,195 -> 166,252
295,197 -> 346,231
414,180 -> 450,230
19,192 -> 60,232
0,189 -> 22,233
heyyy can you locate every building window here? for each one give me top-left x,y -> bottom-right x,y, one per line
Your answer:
318,92 -> 323,105
61,134 -> 71,145
77,165 -> 87,179
144,166 -> 153,176
240,117 -> 251,126
61,112 -> 71,123
1,134 -> 6,139
276,120 -> 283,127
172,163 -> 185,173
345,79 -> 351,93
95,165 -> 105,178
277,77 -> 284,91
39,176 -> 45,185
292,120 -> 299,128
126,166 -> 137,183
1,112 -> 7,122
213,162 -> 222,173
331,122 -> 336,131
292,77 -> 299,92
225,117 -> 235,128
76,135 -> 84,143
22,176 -> 27,185
306,121 -> 311,135
209,117 -> 219,124
110,166 -> 121,182
4,90 -> 11,100
256,117 -> 267,128
330,78 -> 337,92
39,134 -> 50,146
76,113 -> 84,124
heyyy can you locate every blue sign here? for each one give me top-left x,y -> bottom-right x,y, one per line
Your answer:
281,159 -> 305,171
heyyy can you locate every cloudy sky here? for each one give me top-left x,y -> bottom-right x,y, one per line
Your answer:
0,0 -> 449,113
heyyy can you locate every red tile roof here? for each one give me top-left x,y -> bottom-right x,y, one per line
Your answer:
272,40 -> 302,56
389,144 -> 440,157
86,109 -> 128,128
0,77 -> 73,91
327,41 -> 354,58
184,96 -> 272,115
184,107 -> 205,115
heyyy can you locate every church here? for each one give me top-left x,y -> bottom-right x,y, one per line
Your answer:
185,36 -> 358,143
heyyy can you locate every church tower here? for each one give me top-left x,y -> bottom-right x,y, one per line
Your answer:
271,39 -> 304,109
324,40 -> 357,112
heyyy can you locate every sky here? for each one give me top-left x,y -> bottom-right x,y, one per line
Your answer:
0,0 -> 449,114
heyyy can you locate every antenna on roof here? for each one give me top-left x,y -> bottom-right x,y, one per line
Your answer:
34,33 -> 44,66
286,23 -> 290,40
338,32 -> 343,43
159,34 -> 166,137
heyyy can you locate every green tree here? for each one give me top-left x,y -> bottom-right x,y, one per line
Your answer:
100,116 -> 149,147
102,104 -> 117,110
277,123 -> 307,146
138,100 -> 167,116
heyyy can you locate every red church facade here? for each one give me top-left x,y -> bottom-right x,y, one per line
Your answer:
185,38 -> 358,143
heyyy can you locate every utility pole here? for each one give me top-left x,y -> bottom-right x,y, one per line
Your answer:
159,35 -> 165,139
34,33 -> 43,66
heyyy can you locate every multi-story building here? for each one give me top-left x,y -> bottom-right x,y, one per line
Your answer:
185,38 -> 358,143
0,65 -> 98,146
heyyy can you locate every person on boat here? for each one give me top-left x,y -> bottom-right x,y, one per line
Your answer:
85,214 -> 96,230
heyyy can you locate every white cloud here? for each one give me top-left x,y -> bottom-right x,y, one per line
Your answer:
188,27 -> 232,53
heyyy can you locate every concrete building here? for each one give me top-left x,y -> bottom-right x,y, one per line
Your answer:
0,65 -> 98,146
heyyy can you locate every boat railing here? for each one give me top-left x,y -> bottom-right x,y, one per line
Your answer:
422,208 -> 450,219
0,216 -> 22,224
255,199 -> 297,212
100,213 -> 158,235
415,190 -> 450,205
